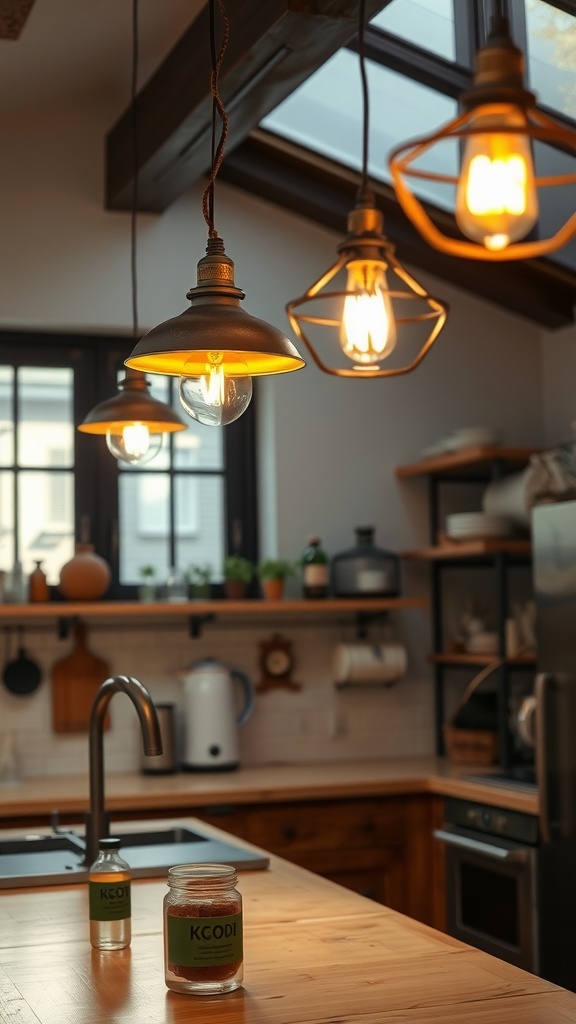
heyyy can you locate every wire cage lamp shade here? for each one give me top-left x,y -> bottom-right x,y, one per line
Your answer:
388,10 -> 576,261
286,197 -> 448,378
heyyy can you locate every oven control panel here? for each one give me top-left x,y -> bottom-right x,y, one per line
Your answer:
445,797 -> 539,844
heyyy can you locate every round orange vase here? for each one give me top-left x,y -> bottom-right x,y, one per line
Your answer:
59,544 -> 112,600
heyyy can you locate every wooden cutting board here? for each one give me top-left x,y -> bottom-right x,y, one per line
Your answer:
51,621 -> 110,733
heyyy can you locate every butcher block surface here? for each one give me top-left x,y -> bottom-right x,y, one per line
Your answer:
0,816 -> 573,1024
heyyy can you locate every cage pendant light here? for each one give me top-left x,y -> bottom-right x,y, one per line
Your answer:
79,0 -> 185,463
285,0 -> 448,379
125,0 -> 304,426
388,2 -> 576,261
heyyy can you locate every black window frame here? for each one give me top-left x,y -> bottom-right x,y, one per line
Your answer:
0,329 -> 259,598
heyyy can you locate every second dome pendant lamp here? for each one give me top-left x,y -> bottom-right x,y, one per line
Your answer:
79,0 -> 185,463
125,0 -> 305,426
285,0 -> 448,379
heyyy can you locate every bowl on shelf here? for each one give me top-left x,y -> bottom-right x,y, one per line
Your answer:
445,512 -> 514,540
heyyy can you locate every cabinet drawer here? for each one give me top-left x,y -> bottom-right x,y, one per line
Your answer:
246,798 -> 407,853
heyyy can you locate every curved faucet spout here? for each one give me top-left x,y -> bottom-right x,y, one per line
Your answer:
84,675 -> 163,865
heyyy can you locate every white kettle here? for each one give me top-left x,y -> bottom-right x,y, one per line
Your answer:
177,658 -> 255,771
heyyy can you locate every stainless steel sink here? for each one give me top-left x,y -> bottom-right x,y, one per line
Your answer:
111,827 -> 269,878
0,834 -> 87,888
0,825 -> 269,888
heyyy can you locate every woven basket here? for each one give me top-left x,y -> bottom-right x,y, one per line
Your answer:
443,724 -> 499,765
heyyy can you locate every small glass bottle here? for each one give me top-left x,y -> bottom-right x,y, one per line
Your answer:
29,560 -> 50,602
302,536 -> 329,599
164,863 -> 243,995
89,838 -> 131,950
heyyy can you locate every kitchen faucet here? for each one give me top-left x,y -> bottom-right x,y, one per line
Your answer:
84,675 -> 163,865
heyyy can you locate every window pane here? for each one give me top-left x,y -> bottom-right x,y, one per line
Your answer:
173,420 -> 224,471
17,368 -> 74,468
0,367 -> 14,466
525,0 -> 576,120
262,50 -> 459,210
118,472 -> 171,583
19,470 -> 74,582
372,0 -> 455,62
175,475 -> 225,581
0,472 -> 14,570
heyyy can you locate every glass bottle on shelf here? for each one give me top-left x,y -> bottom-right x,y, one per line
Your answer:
302,536 -> 329,599
331,527 -> 400,597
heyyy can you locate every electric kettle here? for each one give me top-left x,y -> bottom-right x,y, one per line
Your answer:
176,658 -> 255,771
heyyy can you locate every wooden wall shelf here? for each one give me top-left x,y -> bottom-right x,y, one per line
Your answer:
428,652 -> 536,667
401,539 -> 531,561
0,597 -> 427,637
395,445 -> 540,479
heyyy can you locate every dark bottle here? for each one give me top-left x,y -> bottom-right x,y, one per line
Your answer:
331,526 -> 400,598
302,536 -> 329,599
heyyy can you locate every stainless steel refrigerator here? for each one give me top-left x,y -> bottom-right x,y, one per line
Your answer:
533,499 -> 576,990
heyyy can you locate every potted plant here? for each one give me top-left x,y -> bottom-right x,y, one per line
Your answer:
223,555 -> 255,599
188,563 -> 213,600
257,558 -> 295,600
138,565 -> 156,602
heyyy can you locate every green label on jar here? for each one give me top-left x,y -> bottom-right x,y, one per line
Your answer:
167,912 -> 243,968
89,880 -> 131,922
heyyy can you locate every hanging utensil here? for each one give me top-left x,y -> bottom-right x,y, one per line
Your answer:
2,627 -> 42,696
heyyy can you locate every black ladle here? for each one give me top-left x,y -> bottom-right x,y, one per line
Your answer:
2,628 -> 42,696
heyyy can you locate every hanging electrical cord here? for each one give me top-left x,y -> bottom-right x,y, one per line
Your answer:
78,0 -> 186,461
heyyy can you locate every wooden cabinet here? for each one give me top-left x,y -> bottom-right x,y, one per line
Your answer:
195,793 -> 445,930
396,445 -> 538,767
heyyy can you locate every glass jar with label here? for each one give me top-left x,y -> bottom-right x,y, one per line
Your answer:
164,863 -> 243,995
89,837 -> 131,950
301,536 -> 329,598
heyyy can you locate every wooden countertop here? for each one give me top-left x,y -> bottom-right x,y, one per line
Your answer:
0,816 -> 572,1024
0,757 -> 539,820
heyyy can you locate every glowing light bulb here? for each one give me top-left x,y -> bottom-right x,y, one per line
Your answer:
340,259 -> 397,367
456,107 -> 538,252
179,353 -> 253,427
106,423 -> 162,465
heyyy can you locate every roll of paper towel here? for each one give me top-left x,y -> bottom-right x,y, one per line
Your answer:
333,643 -> 407,686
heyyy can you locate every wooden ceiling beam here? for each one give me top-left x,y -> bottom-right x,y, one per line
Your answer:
219,130 -> 576,330
105,0 -> 393,213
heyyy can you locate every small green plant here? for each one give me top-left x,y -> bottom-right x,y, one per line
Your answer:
188,563 -> 212,587
223,554 -> 255,584
139,564 -> 156,579
257,558 -> 295,581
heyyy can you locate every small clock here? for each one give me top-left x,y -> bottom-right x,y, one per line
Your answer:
257,633 -> 301,693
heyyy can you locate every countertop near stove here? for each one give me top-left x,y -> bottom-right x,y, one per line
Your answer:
0,757 -> 539,822
0,818 -> 572,1024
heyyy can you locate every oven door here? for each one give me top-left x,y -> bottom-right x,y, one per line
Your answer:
434,825 -> 538,974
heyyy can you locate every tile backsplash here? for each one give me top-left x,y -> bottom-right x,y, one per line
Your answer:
0,611 -> 433,779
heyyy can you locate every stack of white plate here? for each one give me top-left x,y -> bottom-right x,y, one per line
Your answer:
465,631 -> 499,654
446,511 -> 514,540
448,427 -> 502,451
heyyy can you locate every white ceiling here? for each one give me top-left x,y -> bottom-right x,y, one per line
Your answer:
0,0 -> 203,114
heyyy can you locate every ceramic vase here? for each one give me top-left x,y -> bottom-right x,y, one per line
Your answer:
58,544 -> 111,600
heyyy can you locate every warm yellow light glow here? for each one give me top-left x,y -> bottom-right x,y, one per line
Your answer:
456,106 -> 538,251
340,259 -> 397,367
105,422 -> 162,465
179,352 -> 253,427
121,422 -> 151,457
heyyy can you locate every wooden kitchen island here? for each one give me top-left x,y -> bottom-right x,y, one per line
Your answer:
0,818 -> 574,1024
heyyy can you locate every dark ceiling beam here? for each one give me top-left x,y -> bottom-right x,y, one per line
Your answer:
220,130 -> 576,330
105,0 -> 394,213
0,0 -> 36,39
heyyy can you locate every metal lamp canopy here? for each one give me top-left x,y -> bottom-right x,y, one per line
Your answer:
78,367 -> 186,435
125,237 -> 305,378
388,13 -> 576,261
286,193 -> 448,378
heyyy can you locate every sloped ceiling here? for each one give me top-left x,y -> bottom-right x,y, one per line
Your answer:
102,0 -> 576,330
0,0 -> 36,40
